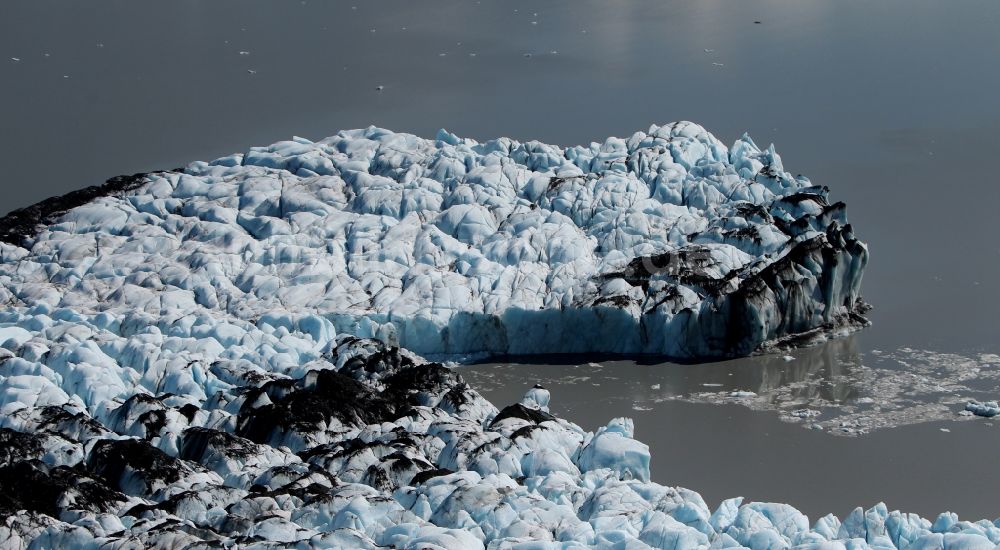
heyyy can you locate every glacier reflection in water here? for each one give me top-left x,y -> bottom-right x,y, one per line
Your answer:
461,335 -> 1000,436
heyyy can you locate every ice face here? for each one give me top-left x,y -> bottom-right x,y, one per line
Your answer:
0,122 -> 867,360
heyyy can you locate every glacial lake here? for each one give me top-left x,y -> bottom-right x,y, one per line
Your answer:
4,0 -> 1000,522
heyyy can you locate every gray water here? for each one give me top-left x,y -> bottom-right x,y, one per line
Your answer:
3,0 -> 1000,521
460,337 -> 1000,519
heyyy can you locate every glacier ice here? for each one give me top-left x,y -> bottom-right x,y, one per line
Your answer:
1,122 -> 986,550
965,401 -> 1000,418
0,121 -> 868,360
1,334 -> 998,549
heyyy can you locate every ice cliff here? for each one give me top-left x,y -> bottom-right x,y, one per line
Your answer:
0,121 -> 867,359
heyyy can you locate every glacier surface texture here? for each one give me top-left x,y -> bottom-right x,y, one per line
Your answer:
0,121 -> 867,359
1,124 -> 986,550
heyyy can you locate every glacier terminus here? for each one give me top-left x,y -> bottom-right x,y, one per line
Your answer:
2,123 -> 993,550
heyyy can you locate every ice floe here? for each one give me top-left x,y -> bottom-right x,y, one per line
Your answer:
965,401 -> 1000,418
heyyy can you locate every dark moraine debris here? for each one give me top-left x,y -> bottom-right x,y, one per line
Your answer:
733,202 -> 773,223
0,428 -> 45,467
723,225 -> 764,246
593,294 -> 639,308
409,468 -> 455,485
87,438 -> 193,496
108,393 -> 170,439
179,427 -> 261,464
385,451 -> 433,473
0,461 -> 126,518
717,229 -> 870,355
178,403 -> 200,422
364,463 -> 392,492
614,217 -> 868,358
438,382 -> 474,411
622,245 -> 737,297
338,343 -> 416,378
34,405 -> 110,442
236,368 -> 396,444
381,363 -> 463,408
127,484 -> 247,520
138,518 -> 229,544
510,424 -> 546,441
299,437 -> 393,463
298,438 -> 362,461
490,403 -> 557,427
0,172 -> 153,247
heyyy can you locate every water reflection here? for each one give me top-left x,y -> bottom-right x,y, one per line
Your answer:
461,335 -> 1000,435
658,334 -> 863,402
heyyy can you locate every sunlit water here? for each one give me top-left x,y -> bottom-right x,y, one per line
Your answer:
3,0 -> 1000,520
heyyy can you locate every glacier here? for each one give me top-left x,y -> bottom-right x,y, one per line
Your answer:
2,334 -> 999,549
2,123 -> 989,550
0,121 -> 868,359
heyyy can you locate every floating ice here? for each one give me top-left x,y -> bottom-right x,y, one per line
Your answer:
626,342 -> 1000,436
965,401 -> 1000,418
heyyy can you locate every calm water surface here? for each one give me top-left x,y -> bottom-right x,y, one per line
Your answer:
3,0 -> 1000,520
460,337 -> 1000,519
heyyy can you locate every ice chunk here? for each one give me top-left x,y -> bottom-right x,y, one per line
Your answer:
964,400 -> 999,418
575,418 -> 650,482
521,384 -> 551,412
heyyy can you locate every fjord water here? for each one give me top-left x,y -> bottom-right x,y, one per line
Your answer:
3,0 -> 1000,519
